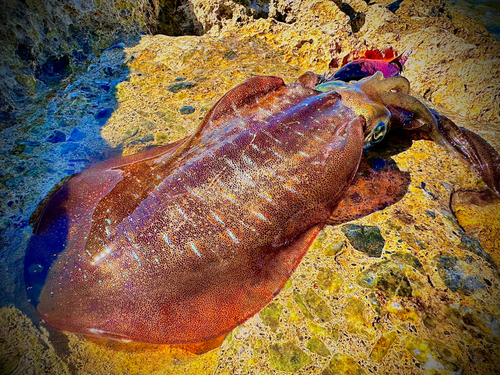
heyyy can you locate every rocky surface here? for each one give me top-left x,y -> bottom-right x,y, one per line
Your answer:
0,0 -> 499,374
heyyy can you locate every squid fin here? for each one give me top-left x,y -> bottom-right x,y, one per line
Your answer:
328,156 -> 411,225
161,225 -> 322,344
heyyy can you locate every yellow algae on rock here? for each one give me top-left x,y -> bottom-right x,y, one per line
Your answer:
63,333 -> 220,375
344,298 -> 376,340
323,353 -> 366,375
100,34 -> 301,154
405,336 -> 464,374
370,330 -> 398,363
451,189 -> 500,264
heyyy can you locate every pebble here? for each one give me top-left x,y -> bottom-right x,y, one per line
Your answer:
435,254 -> 485,295
47,131 -> 66,143
95,108 -> 114,124
179,105 -> 195,115
341,224 -> 385,257
105,42 -> 126,51
168,81 -> 196,93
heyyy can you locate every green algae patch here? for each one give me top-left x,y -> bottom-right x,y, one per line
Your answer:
308,322 -> 336,340
269,341 -> 311,372
341,224 -> 385,257
259,302 -> 283,332
370,331 -> 398,363
293,290 -> 314,320
344,298 -> 375,339
389,252 -> 424,273
306,337 -> 331,357
324,241 -> 345,256
316,267 -> 343,295
356,260 -> 413,297
305,288 -> 333,322
405,336 -> 464,373
435,253 -> 485,295
322,353 -> 366,375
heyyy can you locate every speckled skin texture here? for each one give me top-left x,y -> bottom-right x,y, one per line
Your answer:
29,76 -> 366,344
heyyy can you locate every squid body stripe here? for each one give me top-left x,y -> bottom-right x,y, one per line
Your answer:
262,130 -> 282,144
258,191 -> 274,203
223,155 -> 255,186
179,180 -> 203,200
258,107 -> 273,116
211,212 -> 225,225
251,209 -> 270,222
226,229 -> 239,244
284,184 -> 301,195
176,206 -> 191,222
242,154 -> 257,168
163,233 -> 173,248
190,242 -> 202,258
272,150 -> 285,160
131,251 -> 142,266
223,157 -> 239,171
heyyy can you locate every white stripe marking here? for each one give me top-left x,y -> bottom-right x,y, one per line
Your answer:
226,229 -> 239,244
190,242 -> 202,258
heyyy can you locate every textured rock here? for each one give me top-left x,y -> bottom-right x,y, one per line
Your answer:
0,0 -> 205,131
451,190 -> 500,264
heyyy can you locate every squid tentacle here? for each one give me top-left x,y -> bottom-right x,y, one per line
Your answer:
363,74 -> 499,198
360,71 -> 411,96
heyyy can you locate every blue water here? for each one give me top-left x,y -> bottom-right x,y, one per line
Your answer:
446,0 -> 500,40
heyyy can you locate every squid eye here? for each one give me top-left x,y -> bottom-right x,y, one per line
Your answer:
371,121 -> 387,143
364,121 -> 389,150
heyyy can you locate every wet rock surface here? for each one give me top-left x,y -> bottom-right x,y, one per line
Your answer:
0,0 -> 499,374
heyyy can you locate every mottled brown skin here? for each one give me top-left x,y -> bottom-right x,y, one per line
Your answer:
327,156 -> 411,225
32,76 -> 366,344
